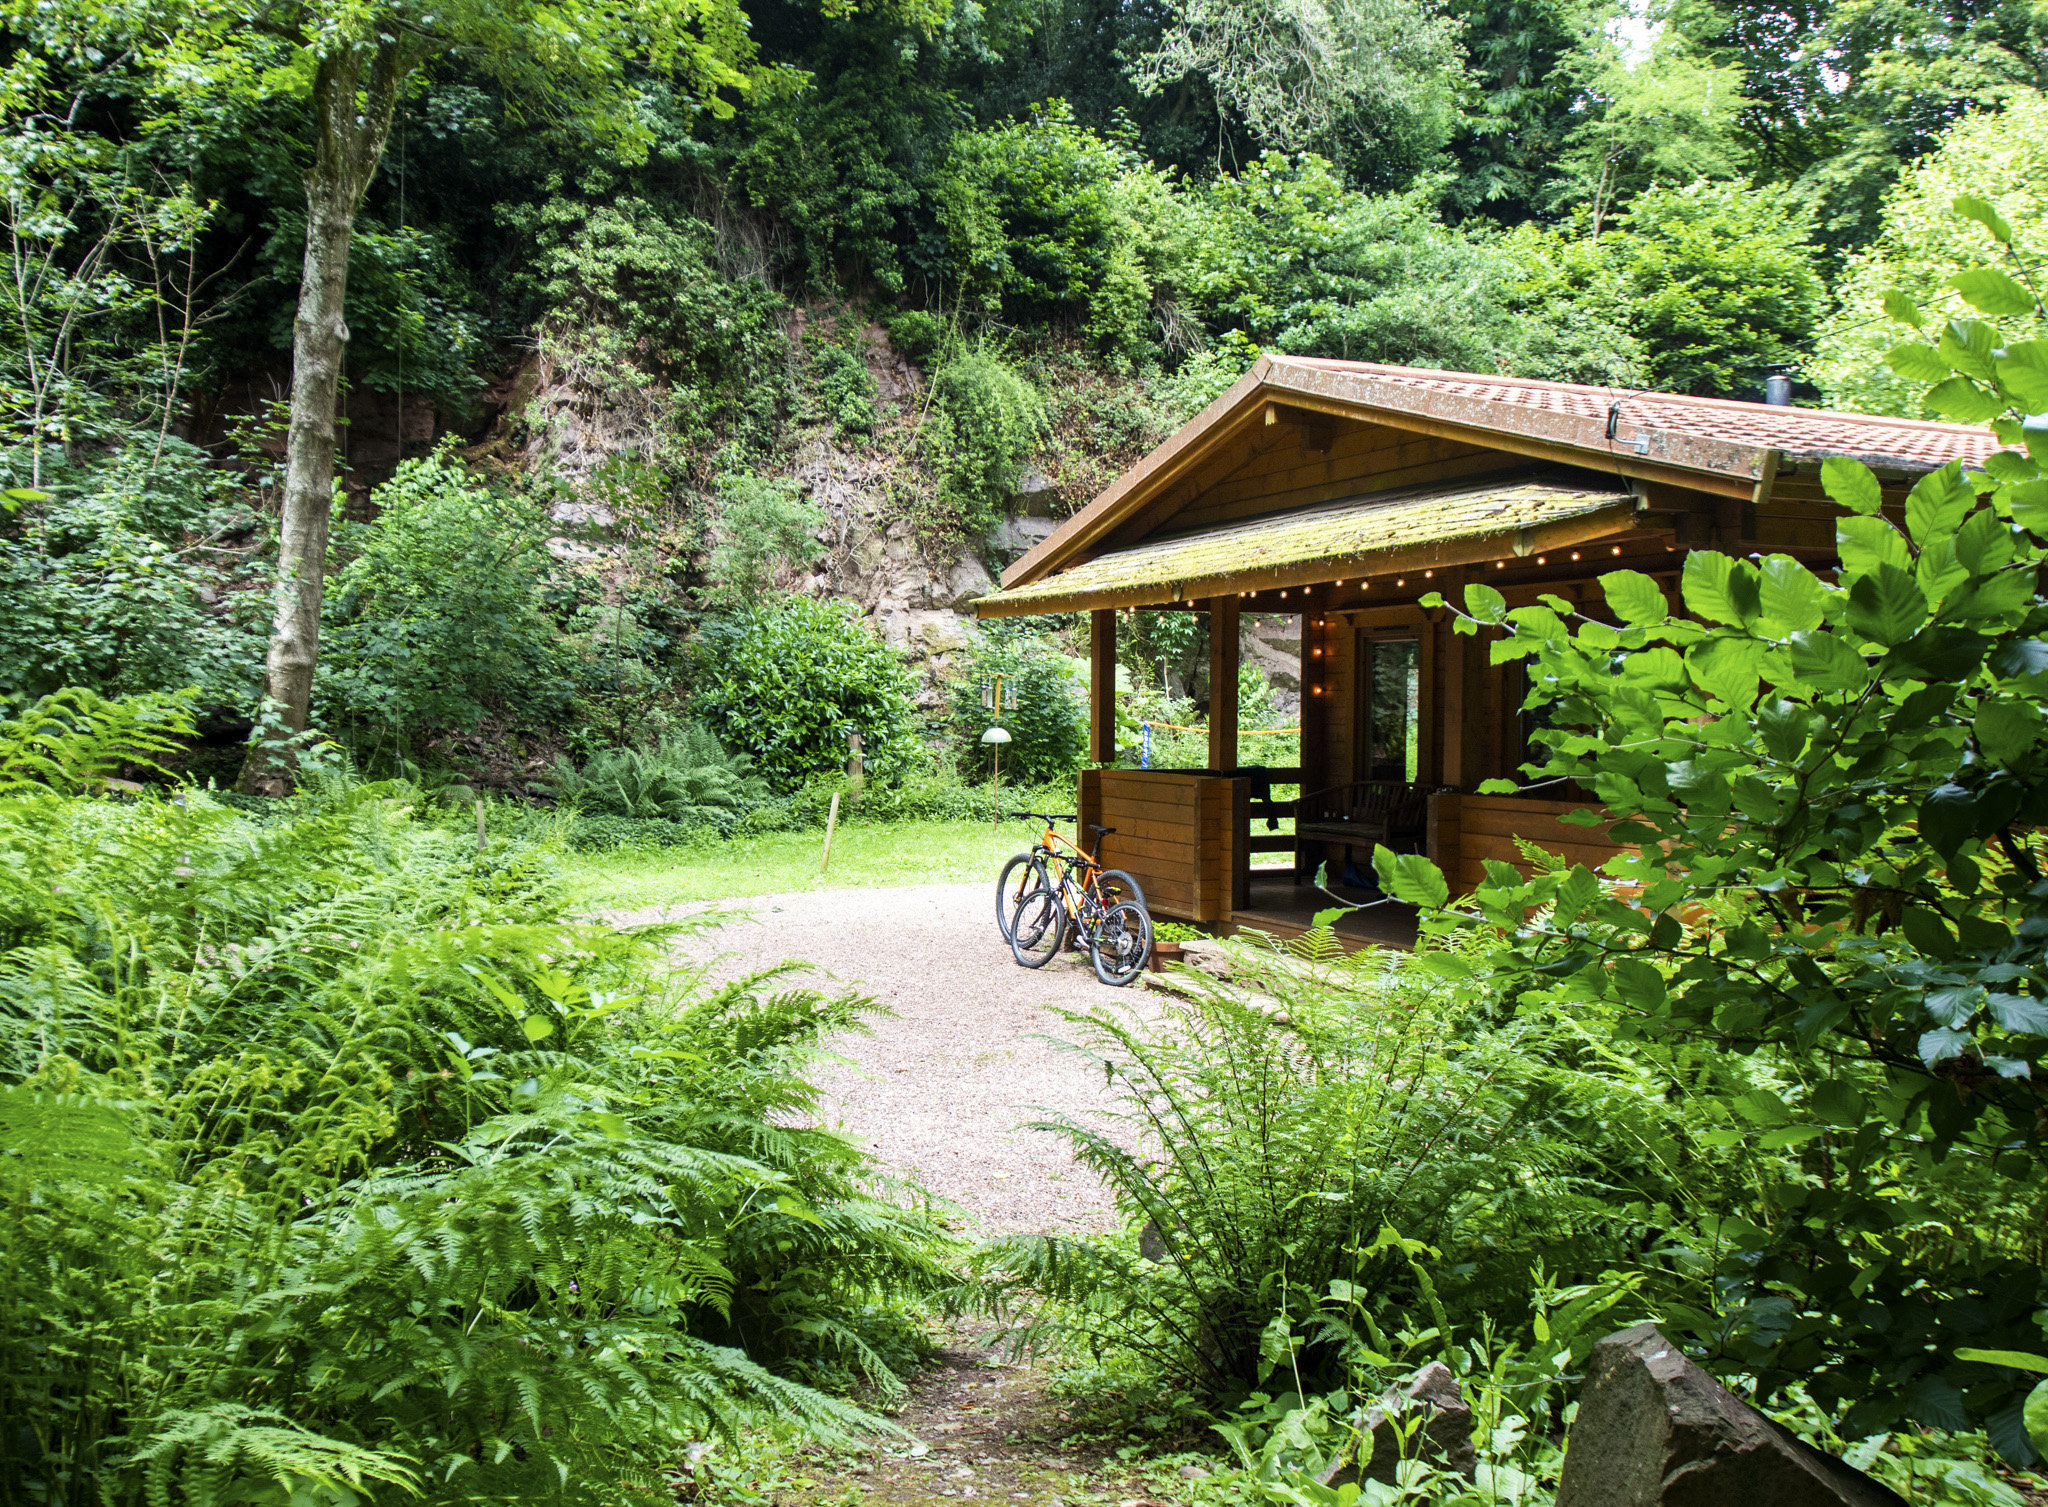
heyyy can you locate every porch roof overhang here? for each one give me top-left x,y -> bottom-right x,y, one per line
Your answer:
974,474 -> 1635,618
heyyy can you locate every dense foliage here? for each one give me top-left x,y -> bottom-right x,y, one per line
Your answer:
693,596 -> 921,792
0,694 -> 956,1506
1391,204 -> 2048,1451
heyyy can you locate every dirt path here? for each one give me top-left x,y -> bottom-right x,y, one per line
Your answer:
769,1319 -> 1191,1507
614,883 -> 1196,1507
639,881 -> 1159,1237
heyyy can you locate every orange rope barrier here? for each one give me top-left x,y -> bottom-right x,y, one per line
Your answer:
1140,721 -> 1298,735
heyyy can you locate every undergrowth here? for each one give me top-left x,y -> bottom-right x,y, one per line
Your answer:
0,691 -> 962,1507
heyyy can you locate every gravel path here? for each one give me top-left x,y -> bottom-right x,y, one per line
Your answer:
622,882 -> 1155,1237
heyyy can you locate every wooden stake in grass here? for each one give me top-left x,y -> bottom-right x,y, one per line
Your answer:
476,799 -> 487,854
819,791 -> 840,875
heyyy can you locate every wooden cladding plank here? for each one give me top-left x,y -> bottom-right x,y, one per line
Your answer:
1195,433 -> 1473,511
1177,448 -> 1509,531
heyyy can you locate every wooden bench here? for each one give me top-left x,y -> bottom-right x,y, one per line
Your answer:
1293,781 -> 1430,881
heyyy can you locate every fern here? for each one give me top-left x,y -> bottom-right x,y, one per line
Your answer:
0,686 -> 197,794
0,701 -> 954,1507
976,934 -> 1749,1398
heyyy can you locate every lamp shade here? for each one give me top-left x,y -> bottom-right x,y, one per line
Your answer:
980,725 -> 1012,745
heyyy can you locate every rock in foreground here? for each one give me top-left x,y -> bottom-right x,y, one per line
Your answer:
1556,1324 -> 1906,1506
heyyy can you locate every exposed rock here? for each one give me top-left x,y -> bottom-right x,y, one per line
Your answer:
993,514 -> 1058,557
937,556 -> 994,610
1555,1325 -> 1907,1507
1006,471 -> 1059,513
1316,1361 -> 1475,1489
1176,937 -> 1234,979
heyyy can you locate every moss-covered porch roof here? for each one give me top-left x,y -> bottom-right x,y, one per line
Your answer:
975,473 -> 1636,617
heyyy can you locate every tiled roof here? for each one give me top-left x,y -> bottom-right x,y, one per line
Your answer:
978,474 -> 1632,616
1276,357 -> 2005,471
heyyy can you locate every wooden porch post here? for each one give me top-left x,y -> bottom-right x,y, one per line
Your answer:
1298,608 -> 1328,795
1090,608 -> 1117,763
1207,596 -> 1240,771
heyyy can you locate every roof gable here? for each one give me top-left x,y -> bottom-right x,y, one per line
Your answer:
1001,356 -> 1999,591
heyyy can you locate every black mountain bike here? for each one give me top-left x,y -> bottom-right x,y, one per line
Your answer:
1002,812 -> 1152,986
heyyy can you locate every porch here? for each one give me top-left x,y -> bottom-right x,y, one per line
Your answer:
1077,764 -> 1616,949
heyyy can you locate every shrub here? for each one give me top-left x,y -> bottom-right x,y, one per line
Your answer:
693,596 -> 919,793
924,345 -> 1046,539
948,622 -> 1087,786
702,471 -> 826,612
0,439 -> 265,711
319,450 -> 568,735
0,704 -> 959,1506
1405,215 -> 2048,1447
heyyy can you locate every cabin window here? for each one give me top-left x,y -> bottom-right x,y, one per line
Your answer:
1365,638 -> 1421,783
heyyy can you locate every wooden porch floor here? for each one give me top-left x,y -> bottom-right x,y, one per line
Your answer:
1222,871 -> 1419,952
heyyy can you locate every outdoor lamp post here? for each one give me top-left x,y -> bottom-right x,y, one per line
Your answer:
980,725 -> 1012,825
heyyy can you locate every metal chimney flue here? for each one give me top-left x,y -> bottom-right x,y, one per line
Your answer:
1764,374 -> 1793,406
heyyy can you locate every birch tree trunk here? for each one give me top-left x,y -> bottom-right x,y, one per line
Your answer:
238,43 -> 405,794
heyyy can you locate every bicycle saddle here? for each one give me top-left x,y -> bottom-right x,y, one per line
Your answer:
1088,824 -> 1117,836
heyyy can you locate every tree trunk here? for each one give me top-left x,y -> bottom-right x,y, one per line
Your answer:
239,44 -> 405,795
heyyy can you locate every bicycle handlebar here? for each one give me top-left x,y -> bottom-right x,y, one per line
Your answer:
1006,811 -> 1077,823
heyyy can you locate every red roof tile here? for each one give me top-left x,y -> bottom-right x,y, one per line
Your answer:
1278,357 -> 2004,471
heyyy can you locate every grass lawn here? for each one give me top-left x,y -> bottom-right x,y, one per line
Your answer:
561,817 -> 1027,913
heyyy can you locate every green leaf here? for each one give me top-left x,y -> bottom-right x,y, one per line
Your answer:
1905,463 -> 1974,546
1836,516 -> 1911,577
1788,630 -> 1871,692
1906,1373 -> 1971,1432
1880,626 -> 1991,683
1687,637 -> 1764,709
1476,778 -> 1520,794
2026,1379 -> 2048,1456
1882,289 -> 1924,327
1989,995 -> 2048,1035
1953,193 -> 2015,245
1372,847 -> 1449,909
1924,376 -> 2004,423
1822,457 -> 1882,516
1941,318 -> 2000,381
1883,342 -> 1952,382
1846,565 -> 1928,646
1600,569 -> 1667,627
1462,583 -> 1507,623
1759,1125 -> 1824,1149
1757,556 -> 1825,634
1950,267 -> 2037,316
1997,356 -> 2048,412
1732,1089 -> 1791,1126
1976,698 -> 2042,765
522,1014 -> 556,1042
1809,1080 -> 1866,1127
1682,551 -> 1757,625
1921,783 -> 1977,859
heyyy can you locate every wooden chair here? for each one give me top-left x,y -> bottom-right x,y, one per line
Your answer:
1293,781 -> 1430,884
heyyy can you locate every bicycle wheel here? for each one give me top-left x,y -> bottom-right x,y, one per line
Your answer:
1096,868 -> 1149,911
995,852 -> 1037,940
1009,873 -> 1066,969
1089,899 -> 1152,987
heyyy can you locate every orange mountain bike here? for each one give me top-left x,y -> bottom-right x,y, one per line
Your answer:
1001,812 -> 1152,986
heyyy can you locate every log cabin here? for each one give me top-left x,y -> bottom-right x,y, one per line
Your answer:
970,356 -> 2006,949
